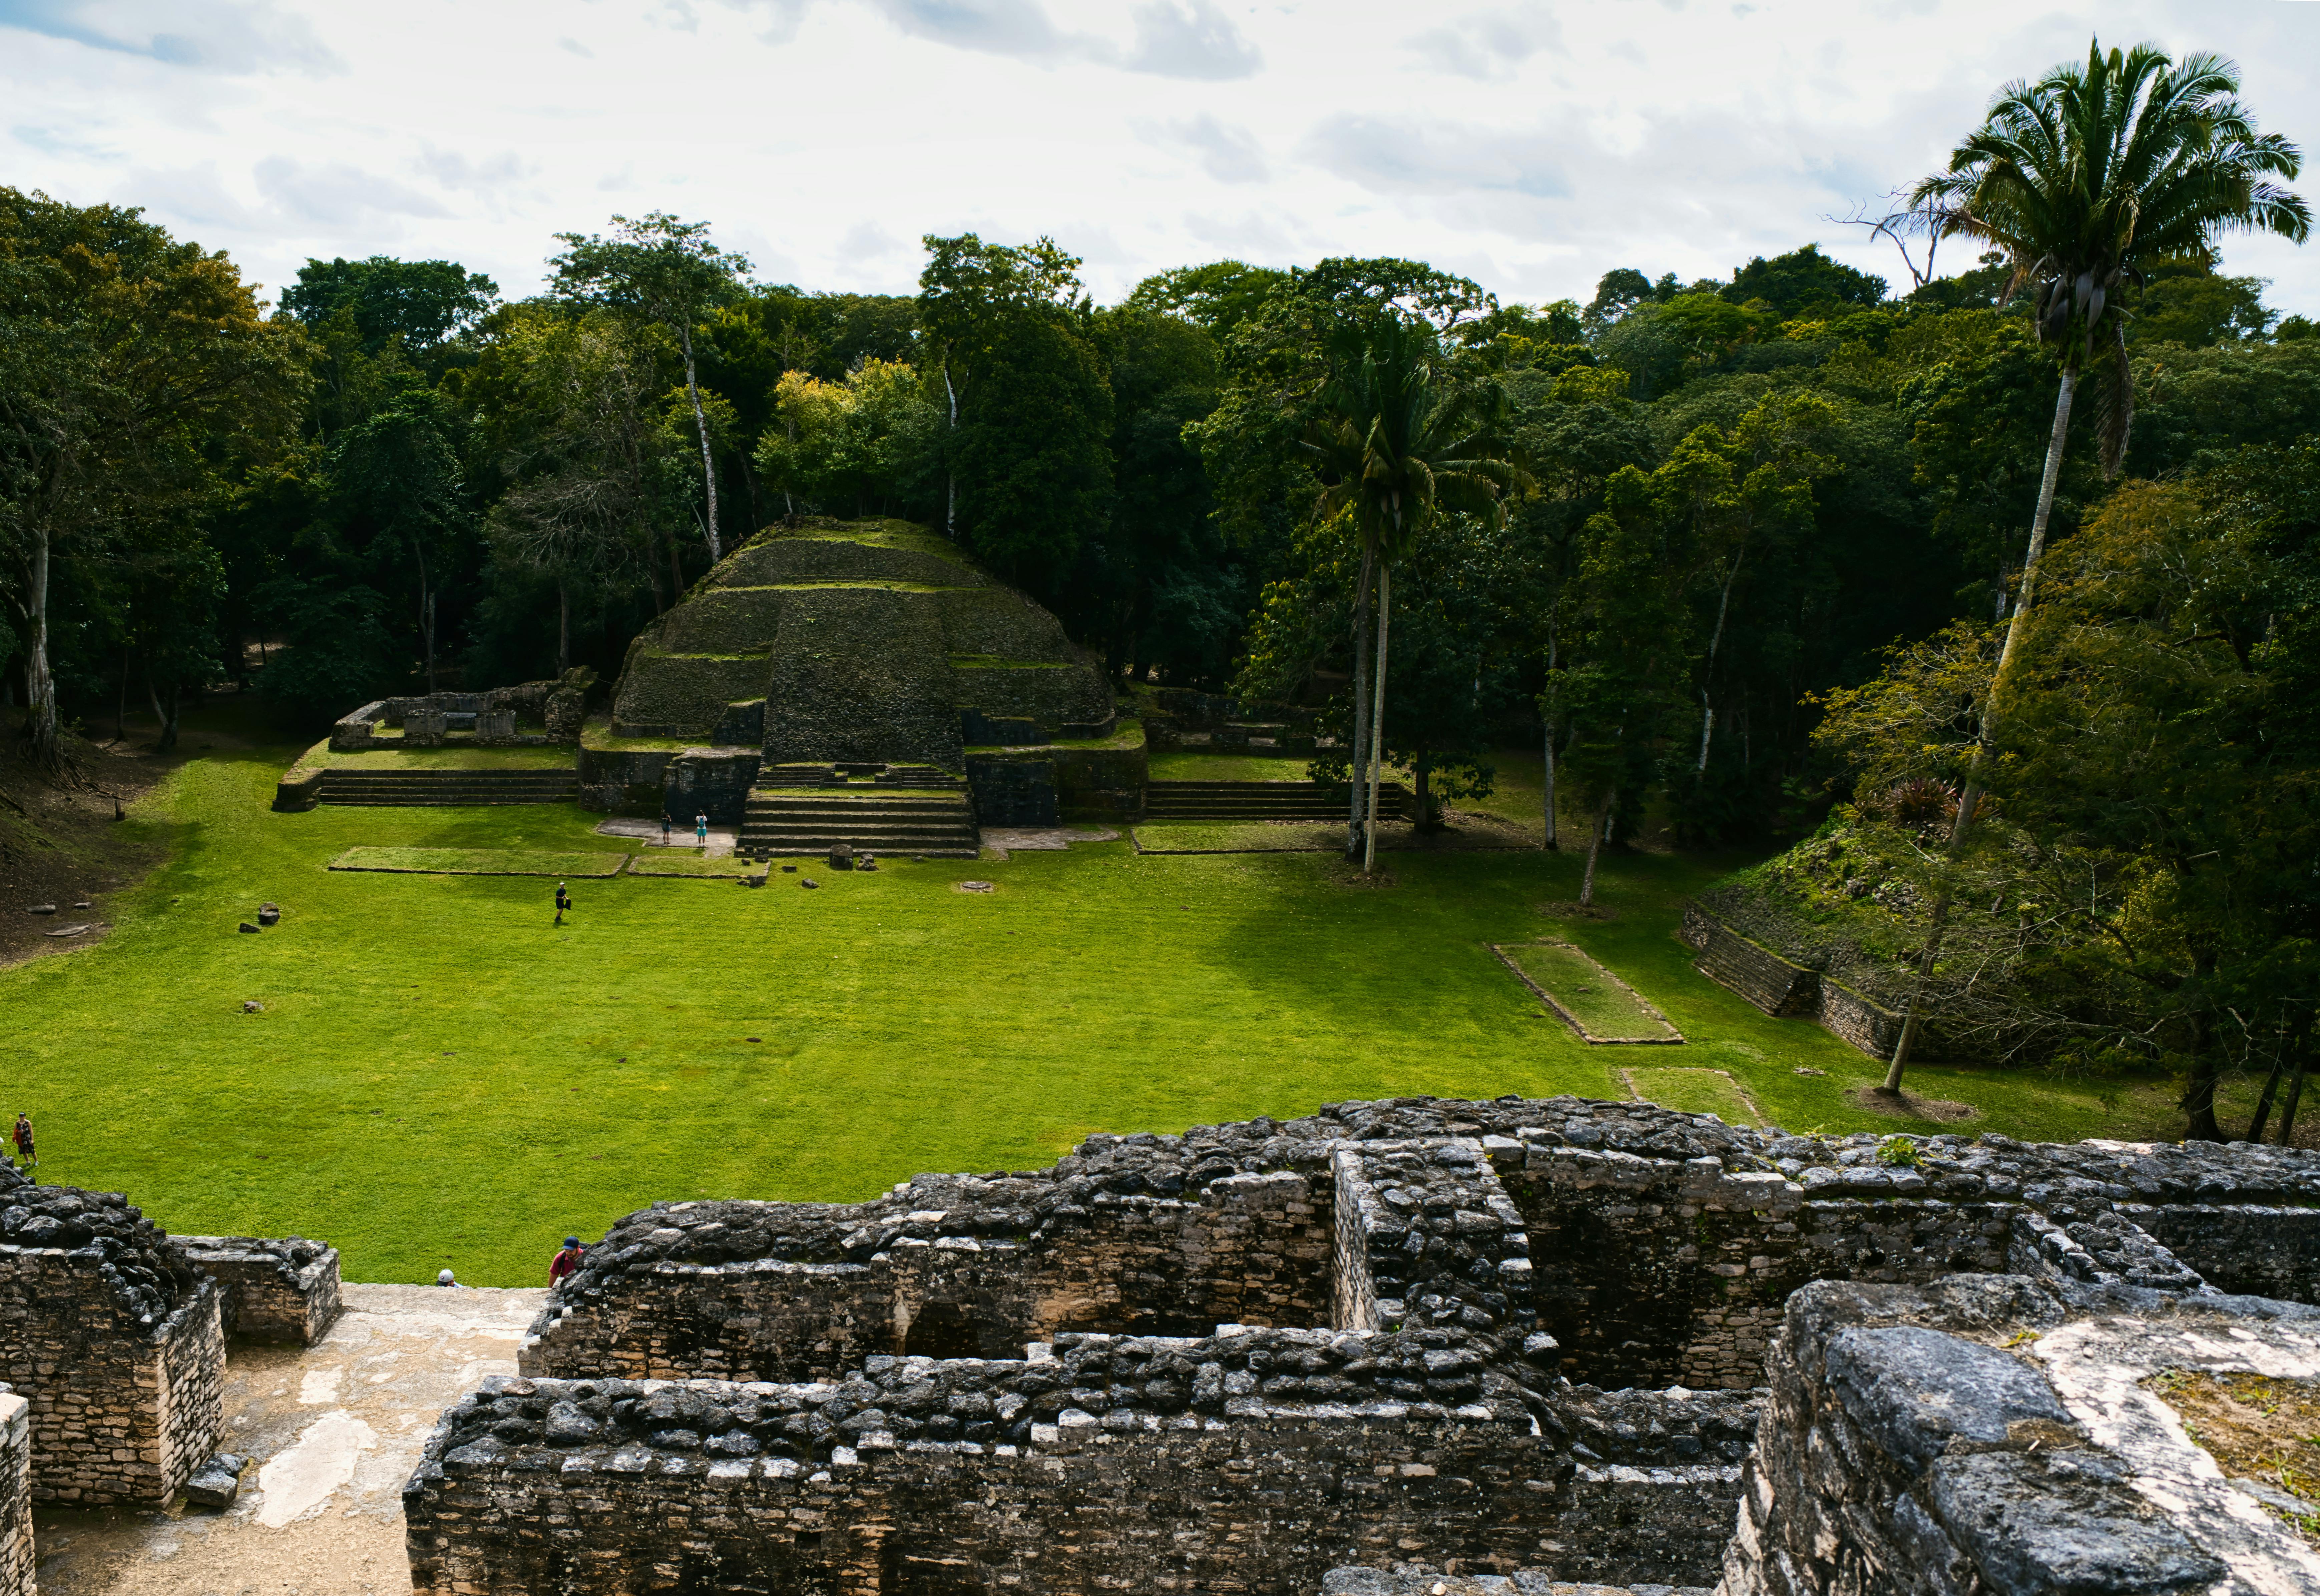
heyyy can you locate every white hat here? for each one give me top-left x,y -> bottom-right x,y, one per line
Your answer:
437,1268 -> 456,1285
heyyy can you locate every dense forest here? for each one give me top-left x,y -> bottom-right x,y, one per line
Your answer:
5,195 -> 2312,826
6,38 -> 2320,1139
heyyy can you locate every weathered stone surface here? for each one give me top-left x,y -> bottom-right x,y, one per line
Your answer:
1720,1277 -> 2320,1596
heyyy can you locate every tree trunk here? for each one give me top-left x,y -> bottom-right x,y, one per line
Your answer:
1882,895 -> 1950,1093
16,525 -> 59,768
943,362 -> 959,541
682,323 -> 722,563
668,529 -> 686,604
412,540 -> 437,694
1697,548 -> 1743,772
1414,761 -> 1432,832
1542,623 -> 1557,850
557,578 -> 571,675
146,677 -> 179,754
1362,564 -> 1392,874
116,640 -> 131,744
1579,788 -> 1614,907
1882,366 -> 2079,1096
2181,948 -> 2225,1142
1347,543 -> 1376,848
2248,1048 -> 2288,1145
2278,1028 -> 2311,1148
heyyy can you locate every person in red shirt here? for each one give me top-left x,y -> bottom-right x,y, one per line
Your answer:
548,1236 -> 585,1287
12,1114 -> 32,1172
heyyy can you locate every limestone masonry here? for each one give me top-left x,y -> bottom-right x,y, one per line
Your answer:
397,1095 -> 2320,1594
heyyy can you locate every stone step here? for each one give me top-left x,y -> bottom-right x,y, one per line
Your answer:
318,767 -> 579,807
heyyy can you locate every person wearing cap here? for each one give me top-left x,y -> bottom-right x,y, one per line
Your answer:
554,881 -> 572,926
549,1235 -> 586,1287
436,1268 -> 460,1287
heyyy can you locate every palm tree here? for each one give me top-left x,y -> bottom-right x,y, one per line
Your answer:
1879,40 -> 2310,1093
1300,318 -> 1522,872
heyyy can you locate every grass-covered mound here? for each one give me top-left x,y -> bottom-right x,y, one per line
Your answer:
610,517 -> 1112,754
1692,808 -> 2099,1065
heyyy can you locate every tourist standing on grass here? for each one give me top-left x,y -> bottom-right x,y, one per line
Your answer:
549,1235 -> 586,1288
11,1114 -> 32,1172
554,882 -> 571,927
695,812 -> 709,847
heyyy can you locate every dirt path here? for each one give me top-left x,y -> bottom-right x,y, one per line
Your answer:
33,1284 -> 544,1596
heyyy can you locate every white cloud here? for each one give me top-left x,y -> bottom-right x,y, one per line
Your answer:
0,0 -> 342,73
1407,7 -> 1558,82
0,0 -> 2310,318
1121,0 -> 1260,80
1139,112 -> 1268,183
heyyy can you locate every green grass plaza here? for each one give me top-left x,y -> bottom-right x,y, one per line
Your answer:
0,728 -> 2219,1289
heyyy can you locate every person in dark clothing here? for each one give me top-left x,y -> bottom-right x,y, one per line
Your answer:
554,882 -> 572,926
660,810 -> 672,846
10,1114 -> 30,1172
549,1235 -> 585,1287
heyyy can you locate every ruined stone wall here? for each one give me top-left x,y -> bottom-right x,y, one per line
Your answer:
2124,1202 -> 2320,1303
472,1097 -> 2320,1595
415,1329 -> 1564,1596
1497,1138 -> 2008,1391
0,1390 -> 25,1596
0,1247 -> 222,1505
524,1167 -> 1335,1383
176,1236 -> 342,1345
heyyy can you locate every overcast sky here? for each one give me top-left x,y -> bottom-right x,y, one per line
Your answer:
5,0 -> 2317,318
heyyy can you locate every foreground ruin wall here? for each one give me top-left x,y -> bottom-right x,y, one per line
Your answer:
436,1097 -> 2320,1594
1721,1274 -> 2320,1594
0,1178 -> 226,1506
0,1389 -> 29,1596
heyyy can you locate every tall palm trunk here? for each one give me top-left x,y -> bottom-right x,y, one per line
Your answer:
1362,564 -> 1392,874
1883,367 -> 2077,1093
681,323 -> 721,562
1347,544 -> 1376,847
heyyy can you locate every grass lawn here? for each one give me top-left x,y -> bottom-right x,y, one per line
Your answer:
1146,751 -> 1325,782
0,729 -> 2233,1289
300,744 -> 583,771
1497,943 -> 1682,1043
626,854 -> 756,878
328,847 -> 631,877
1135,821 -> 1351,853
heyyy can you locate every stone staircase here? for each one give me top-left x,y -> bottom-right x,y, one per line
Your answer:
316,768 -> 580,806
1692,920 -> 1819,1016
1143,779 -> 1408,822
740,765 -> 979,857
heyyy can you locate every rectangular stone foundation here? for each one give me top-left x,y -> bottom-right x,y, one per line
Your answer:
178,1236 -> 343,1345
